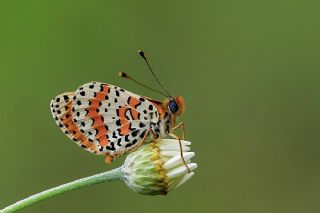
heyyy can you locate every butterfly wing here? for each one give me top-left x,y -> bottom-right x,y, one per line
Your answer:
50,92 -> 99,154
51,81 -> 160,162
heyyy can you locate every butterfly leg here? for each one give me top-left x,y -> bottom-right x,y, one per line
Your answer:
171,122 -> 185,140
169,132 -> 191,173
140,128 -> 158,145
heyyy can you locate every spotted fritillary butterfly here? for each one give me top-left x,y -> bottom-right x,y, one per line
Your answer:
50,51 -> 186,163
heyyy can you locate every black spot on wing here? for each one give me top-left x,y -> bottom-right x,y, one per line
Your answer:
125,139 -> 138,148
112,131 -> 117,139
131,130 -> 139,137
139,122 -> 146,128
63,95 -> 69,101
139,129 -> 147,138
106,142 -> 116,151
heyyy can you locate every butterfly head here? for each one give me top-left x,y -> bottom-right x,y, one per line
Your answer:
166,96 -> 185,116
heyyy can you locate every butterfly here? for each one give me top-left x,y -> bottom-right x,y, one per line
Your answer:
50,51 -> 186,164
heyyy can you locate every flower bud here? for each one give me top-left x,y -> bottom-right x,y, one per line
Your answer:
122,139 -> 197,195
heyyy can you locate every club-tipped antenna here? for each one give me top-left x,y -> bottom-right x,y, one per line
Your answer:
138,50 -> 173,99
118,72 -> 168,97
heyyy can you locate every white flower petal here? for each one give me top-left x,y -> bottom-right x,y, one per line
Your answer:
163,152 -> 195,170
174,172 -> 195,189
160,151 -> 181,157
167,163 -> 198,179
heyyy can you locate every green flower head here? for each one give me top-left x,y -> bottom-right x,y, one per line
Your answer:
122,139 -> 197,195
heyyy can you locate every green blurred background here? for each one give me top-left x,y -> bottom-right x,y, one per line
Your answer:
1,1 -> 320,212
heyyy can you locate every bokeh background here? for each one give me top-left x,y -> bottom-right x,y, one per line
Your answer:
1,1 -> 320,212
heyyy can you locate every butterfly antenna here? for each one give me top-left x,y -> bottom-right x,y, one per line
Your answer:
118,72 -> 168,97
138,50 -> 173,99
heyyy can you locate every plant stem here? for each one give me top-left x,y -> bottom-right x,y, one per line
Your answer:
1,167 -> 123,213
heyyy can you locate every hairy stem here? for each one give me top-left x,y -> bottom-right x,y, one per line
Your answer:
1,167 -> 123,213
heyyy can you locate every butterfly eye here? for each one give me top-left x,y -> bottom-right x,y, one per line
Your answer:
169,100 -> 179,113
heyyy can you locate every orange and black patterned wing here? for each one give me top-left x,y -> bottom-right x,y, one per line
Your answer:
50,81 -> 160,162
50,92 -> 99,154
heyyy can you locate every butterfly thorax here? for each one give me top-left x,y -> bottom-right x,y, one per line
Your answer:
146,99 -> 168,137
